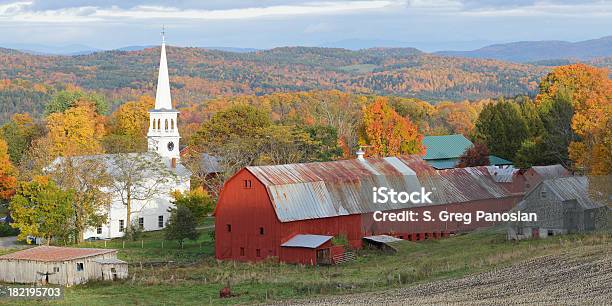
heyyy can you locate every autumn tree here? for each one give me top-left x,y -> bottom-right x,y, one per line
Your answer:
171,187 -> 214,223
48,157 -> 112,243
457,143 -> 490,167
0,138 -> 17,202
537,64 -> 612,175
9,177 -> 74,245
361,98 -> 424,157
0,113 -> 44,164
474,99 -> 528,161
104,95 -> 155,153
46,101 -> 106,157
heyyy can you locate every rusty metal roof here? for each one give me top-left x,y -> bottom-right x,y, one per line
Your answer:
246,156 -> 515,222
531,164 -> 570,180
0,246 -> 116,262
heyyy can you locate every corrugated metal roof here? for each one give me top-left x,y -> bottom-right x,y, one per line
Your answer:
281,234 -> 333,248
363,235 -> 403,243
247,156 -> 514,222
543,176 -> 607,210
423,135 -> 472,160
531,164 -> 569,180
487,166 -> 518,183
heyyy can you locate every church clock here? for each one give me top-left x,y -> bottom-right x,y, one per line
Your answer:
167,141 -> 175,152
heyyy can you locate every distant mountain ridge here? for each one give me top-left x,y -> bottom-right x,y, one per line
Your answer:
435,36 -> 612,62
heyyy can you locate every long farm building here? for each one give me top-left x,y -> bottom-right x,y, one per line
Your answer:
215,155 -> 543,265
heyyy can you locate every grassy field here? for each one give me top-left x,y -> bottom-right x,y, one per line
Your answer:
2,226 -> 609,305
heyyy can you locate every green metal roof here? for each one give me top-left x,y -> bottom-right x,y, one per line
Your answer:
423,134 -> 473,160
488,155 -> 513,165
426,156 -> 513,170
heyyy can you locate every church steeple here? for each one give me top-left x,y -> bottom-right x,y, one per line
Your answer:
154,27 -> 173,110
148,28 -> 180,159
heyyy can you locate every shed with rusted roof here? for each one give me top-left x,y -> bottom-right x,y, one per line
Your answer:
0,246 -> 127,285
523,164 -> 571,191
215,155 -> 525,264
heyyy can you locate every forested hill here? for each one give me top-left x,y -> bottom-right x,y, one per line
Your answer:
0,45 -> 554,122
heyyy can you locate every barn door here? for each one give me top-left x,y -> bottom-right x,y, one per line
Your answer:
531,228 -> 539,238
316,248 -> 331,265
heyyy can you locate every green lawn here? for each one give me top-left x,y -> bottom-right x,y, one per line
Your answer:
3,226 -> 609,305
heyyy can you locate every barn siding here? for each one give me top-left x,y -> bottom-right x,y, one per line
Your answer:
0,251 -> 126,286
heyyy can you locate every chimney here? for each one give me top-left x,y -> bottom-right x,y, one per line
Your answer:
171,157 -> 177,168
356,147 -> 365,160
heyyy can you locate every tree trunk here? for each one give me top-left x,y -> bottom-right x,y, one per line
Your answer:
126,188 -> 132,235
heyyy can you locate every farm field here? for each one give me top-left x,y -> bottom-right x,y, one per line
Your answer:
2,227 -> 610,305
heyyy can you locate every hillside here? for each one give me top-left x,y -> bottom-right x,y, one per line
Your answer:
0,46 -> 549,123
436,36 -> 612,62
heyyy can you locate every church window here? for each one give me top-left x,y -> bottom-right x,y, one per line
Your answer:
97,227 -> 102,234
138,217 -> 144,229
158,119 -> 161,130
165,119 -> 168,130
153,119 -> 156,129
158,216 -> 164,228
171,119 -> 174,130
119,220 -> 125,232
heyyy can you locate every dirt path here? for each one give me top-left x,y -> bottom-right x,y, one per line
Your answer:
278,246 -> 612,305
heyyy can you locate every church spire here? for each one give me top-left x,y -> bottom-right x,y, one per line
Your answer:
154,27 -> 172,110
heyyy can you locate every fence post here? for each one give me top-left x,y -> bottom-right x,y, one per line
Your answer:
141,240 -> 144,249
162,241 -> 164,249
122,241 -> 125,249
104,241 -> 107,248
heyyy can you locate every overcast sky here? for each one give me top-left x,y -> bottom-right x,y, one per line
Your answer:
0,0 -> 610,51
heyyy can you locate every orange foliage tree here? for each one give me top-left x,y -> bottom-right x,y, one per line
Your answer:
0,138 -> 18,200
361,98 -> 424,157
537,64 -> 612,174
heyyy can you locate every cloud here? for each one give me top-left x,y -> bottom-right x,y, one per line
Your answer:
0,1 -> 399,23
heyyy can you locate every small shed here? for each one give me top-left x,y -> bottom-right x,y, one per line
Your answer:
0,246 -> 128,286
279,234 -> 344,265
507,176 -> 609,240
363,235 -> 403,252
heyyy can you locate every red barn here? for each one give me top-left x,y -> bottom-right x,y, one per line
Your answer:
215,155 -> 525,265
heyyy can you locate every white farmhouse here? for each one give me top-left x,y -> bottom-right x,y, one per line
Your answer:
50,33 -> 191,239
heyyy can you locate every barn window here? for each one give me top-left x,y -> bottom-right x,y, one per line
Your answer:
76,263 -> 84,272
256,249 -> 261,257
97,227 -> 102,234
53,267 -> 59,273
138,217 -> 144,229
244,180 -> 252,189
158,216 -> 164,228
240,247 -> 245,256
540,189 -> 547,199
547,230 -> 554,237
227,224 -> 232,232
259,227 -> 264,235
119,220 -> 125,232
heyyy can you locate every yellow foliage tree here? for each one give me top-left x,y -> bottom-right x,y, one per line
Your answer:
537,64 -> 612,174
104,96 -> 154,153
46,102 -> 106,157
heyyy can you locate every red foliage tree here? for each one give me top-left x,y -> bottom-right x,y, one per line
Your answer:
457,142 -> 490,168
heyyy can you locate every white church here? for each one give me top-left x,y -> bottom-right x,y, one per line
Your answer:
51,34 -> 191,240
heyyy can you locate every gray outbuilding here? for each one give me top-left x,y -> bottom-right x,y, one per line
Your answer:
507,176 -> 609,240
0,246 -> 128,286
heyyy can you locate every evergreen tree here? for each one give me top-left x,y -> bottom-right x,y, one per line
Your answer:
165,205 -> 199,248
474,100 -> 528,161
